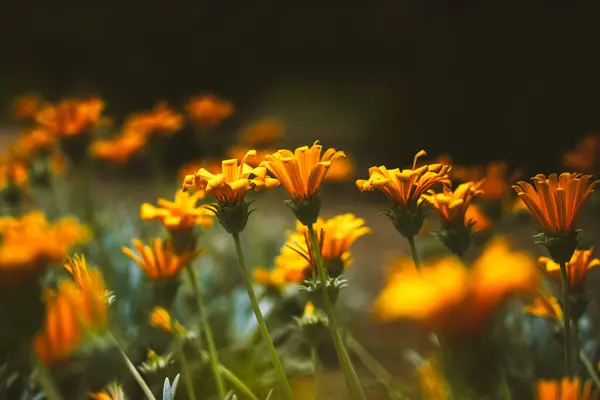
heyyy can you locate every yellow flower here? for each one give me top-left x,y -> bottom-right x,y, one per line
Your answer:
261,141 -> 345,201
226,146 -> 276,168
122,238 -> 204,280
36,97 -> 105,137
182,150 -> 279,206
89,383 -> 126,400
423,181 -> 485,227
564,134 -> 600,173
185,94 -> 233,127
538,248 -> 600,293
64,254 -> 92,288
417,358 -> 449,400
141,189 -> 215,232
356,150 -> 452,209
149,306 -> 182,334
512,173 -> 599,235
33,269 -> 108,365
524,290 -> 563,321
124,102 -> 183,136
537,377 -> 599,400
325,156 -> 355,182
373,237 -> 539,337
238,117 -> 284,147
178,159 -> 222,183
253,267 -> 299,288
91,131 -> 146,164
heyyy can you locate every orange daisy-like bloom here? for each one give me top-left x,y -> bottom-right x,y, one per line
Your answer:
325,156 -> 355,182
238,117 -> 284,147
182,150 -> 279,206
226,146 -> 276,168
564,134 -> 600,173
149,306 -> 182,334
33,269 -> 108,365
422,181 -> 485,227
124,102 -> 183,137
13,93 -> 44,120
356,150 -> 452,209
89,383 -> 126,400
0,159 -> 29,192
36,97 -> 105,137
122,238 -> 204,281
63,254 -> 93,288
447,159 -> 520,201
373,237 -> 539,337
185,94 -> 234,127
538,248 -> 600,293
178,159 -> 223,183
141,189 -> 215,232
512,173 -> 599,235
91,130 -> 147,164
524,290 -> 563,322
465,204 -> 492,232
10,128 -> 56,159
537,377 -> 599,400
261,141 -> 346,201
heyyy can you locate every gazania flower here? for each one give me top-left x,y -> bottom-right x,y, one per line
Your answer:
446,159 -> 520,201
423,181 -> 485,227
325,156 -> 355,182
238,117 -> 284,147
91,131 -> 146,164
524,290 -> 563,322
149,306 -> 183,334
538,248 -> 600,293
182,150 -> 279,206
564,134 -> 600,173
465,204 -> 492,232
537,377 -> 599,400
89,382 -> 126,400
10,128 -> 56,159
13,93 -> 44,120
185,94 -> 233,127
512,173 -> 599,235
253,267 -> 302,288
122,238 -> 204,280
373,237 -> 539,337
226,146 -> 276,168
124,102 -> 183,136
356,150 -> 452,209
33,269 -> 108,365
64,254 -> 93,288
0,159 -> 29,192
141,189 -> 214,232
36,97 -> 105,137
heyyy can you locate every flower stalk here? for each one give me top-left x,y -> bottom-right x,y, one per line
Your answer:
560,262 -> 573,376
311,346 -> 321,400
175,332 -> 197,400
110,331 -> 157,400
406,235 -> 422,271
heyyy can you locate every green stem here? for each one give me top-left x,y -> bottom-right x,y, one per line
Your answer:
175,334 -> 197,400
109,332 -> 157,400
31,350 -> 63,400
219,364 -> 260,400
560,262 -> 573,377
307,225 -> 367,400
407,235 -> 421,271
574,318 -> 581,376
311,346 -> 321,400
232,233 -> 294,400
579,350 -> 600,391
345,334 -> 403,400
186,267 -> 227,399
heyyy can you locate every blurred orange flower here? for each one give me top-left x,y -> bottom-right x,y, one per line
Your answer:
238,118 -> 284,147
445,159 -> 520,201
0,159 -> 29,192
373,237 -> 539,337
91,131 -> 146,164
149,306 -> 183,334
122,238 -> 204,280
124,102 -> 183,137
89,383 -> 126,400
253,267 -> 301,288
36,97 -> 105,137
13,93 -> 44,120
465,204 -> 492,232
423,181 -> 485,228
141,189 -> 215,232
325,156 -> 355,182
537,377 -> 598,400
356,150 -> 452,209
185,94 -> 233,127
539,248 -> 600,293
524,290 -> 563,322
261,141 -> 345,201
10,128 -> 56,159
564,134 -> 600,173
33,269 -> 108,365
226,146 -> 275,168
178,159 -> 223,182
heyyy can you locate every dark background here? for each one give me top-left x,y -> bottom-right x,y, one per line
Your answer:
2,0 -> 600,173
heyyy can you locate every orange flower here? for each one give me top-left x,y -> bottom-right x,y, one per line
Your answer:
124,102 -> 183,137
261,141 -> 345,201
564,134 -> 600,173
149,306 -> 182,334
512,173 -> 599,235
226,146 -> 276,168
141,189 -> 215,232
36,97 -> 105,137
122,238 -> 204,280
356,150 -> 452,209
10,128 -> 56,159
0,159 -> 29,191
33,269 -> 108,365
185,94 -> 233,127
524,290 -> 563,322
538,248 -> 600,293
445,159 -> 520,201
423,181 -> 485,227
91,131 -> 146,164
182,150 -> 279,206
465,204 -> 492,232
13,93 -> 44,120
63,254 -> 93,288
325,156 -> 355,182
537,377 -> 599,400
89,383 -> 126,400
178,159 -> 223,183
253,267 -> 299,288
238,117 -> 284,147
373,237 -> 539,337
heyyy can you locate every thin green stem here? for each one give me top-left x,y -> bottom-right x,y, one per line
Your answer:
109,332 -> 157,400
307,225 -> 367,400
175,334 -> 197,400
406,235 -> 421,271
579,350 -> 600,391
232,233 -> 293,400
560,262 -> 573,376
31,350 -> 63,400
574,318 -> 581,376
219,364 -> 260,400
311,346 -> 321,400
186,267 -> 227,399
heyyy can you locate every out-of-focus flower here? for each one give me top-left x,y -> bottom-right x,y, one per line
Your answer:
0,159 -> 29,192
36,97 -> 105,137
122,238 -> 204,281
124,102 -> 183,137
539,249 -> 600,293
226,146 -> 276,168
33,269 -> 108,365
524,290 -> 563,322
512,173 -> 598,235
238,118 -> 284,147
423,181 -> 485,228
91,131 -> 146,164
537,377 -> 598,400
139,349 -> 174,374
13,93 -> 44,120
149,306 -> 183,334
373,237 -> 539,337
262,141 -> 345,202
178,159 -> 222,183
417,358 -> 448,400
185,94 -> 233,127
63,254 -> 92,288
141,189 -> 214,233
253,267 -> 301,288
445,159 -> 520,201
465,204 -> 492,232
89,382 -> 126,400
10,128 -> 56,159
325,156 -> 355,182
564,134 -> 600,173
